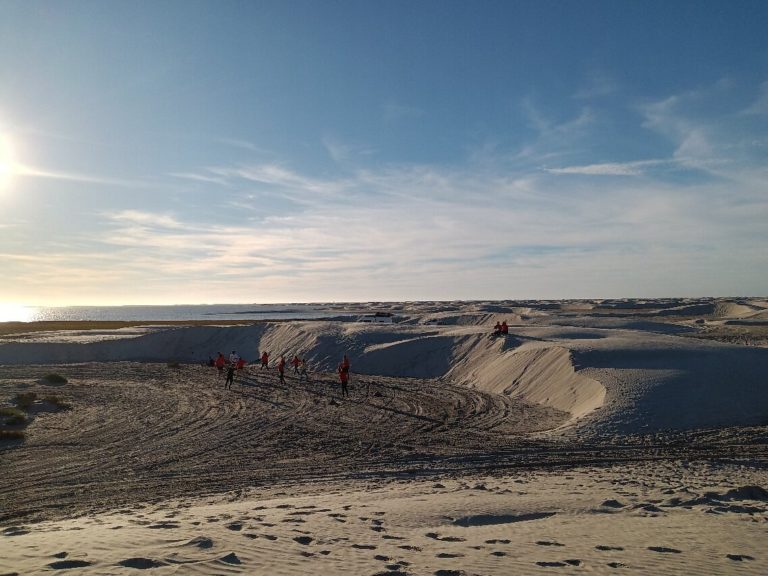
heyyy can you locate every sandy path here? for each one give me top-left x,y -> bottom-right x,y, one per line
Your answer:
3,362 -> 768,528
0,362 -> 566,524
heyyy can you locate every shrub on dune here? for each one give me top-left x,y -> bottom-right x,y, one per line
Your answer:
0,406 -> 27,426
43,373 -> 68,384
42,395 -> 71,410
14,392 -> 37,410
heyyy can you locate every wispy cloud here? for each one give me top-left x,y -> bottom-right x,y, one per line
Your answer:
168,171 -> 229,185
573,71 -> 618,99
107,210 -> 185,229
217,138 -> 262,152
16,164 -> 151,188
545,160 -> 666,176
322,136 -> 376,163
382,101 -> 423,122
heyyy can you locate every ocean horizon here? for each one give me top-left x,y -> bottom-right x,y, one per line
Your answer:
10,303 -> 354,323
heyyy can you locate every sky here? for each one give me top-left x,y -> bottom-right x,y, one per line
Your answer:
0,0 -> 767,308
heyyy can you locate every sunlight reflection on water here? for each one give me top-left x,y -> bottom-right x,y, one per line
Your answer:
0,304 -> 37,322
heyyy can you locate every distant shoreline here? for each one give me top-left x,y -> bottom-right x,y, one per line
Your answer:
0,319 -> 265,337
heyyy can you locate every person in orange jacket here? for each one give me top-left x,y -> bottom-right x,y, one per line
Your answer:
291,354 -> 301,374
500,320 -> 509,335
260,351 -> 269,369
338,363 -> 349,397
214,352 -> 226,376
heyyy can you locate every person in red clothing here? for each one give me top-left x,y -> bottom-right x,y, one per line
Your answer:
341,354 -> 350,373
500,320 -> 509,335
214,352 -> 226,376
236,357 -> 246,370
338,363 -> 349,397
260,351 -> 269,369
277,355 -> 286,385
291,354 -> 301,374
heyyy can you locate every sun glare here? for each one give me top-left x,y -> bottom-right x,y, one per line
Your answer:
0,303 -> 36,322
0,134 -> 18,190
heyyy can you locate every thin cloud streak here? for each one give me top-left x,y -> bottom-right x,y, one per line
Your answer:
17,164 -> 152,188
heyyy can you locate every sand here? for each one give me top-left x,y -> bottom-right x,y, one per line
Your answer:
1,298 -> 767,574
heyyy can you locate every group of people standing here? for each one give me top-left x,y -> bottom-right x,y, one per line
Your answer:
210,349 -> 351,396
493,320 -> 509,336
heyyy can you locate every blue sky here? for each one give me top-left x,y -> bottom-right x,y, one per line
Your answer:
0,0 -> 767,306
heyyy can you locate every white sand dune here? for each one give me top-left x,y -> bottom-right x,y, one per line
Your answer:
2,301 -> 767,576
1,308 -> 767,434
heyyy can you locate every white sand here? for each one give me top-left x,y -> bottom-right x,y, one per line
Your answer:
1,298 -> 767,575
2,461 -> 766,575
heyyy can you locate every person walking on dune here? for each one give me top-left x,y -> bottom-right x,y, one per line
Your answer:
261,351 -> 269,369
291,354 -> 301,375
277,355 -> 286,385
338,363 -> 349,397
298,357 -> 310,383
225,364 -> 235,390
215,352 -> 226,376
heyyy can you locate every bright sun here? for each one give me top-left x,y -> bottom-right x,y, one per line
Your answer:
0,134 -> 18,190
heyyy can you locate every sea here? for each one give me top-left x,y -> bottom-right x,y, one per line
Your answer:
11,304 -> 353,323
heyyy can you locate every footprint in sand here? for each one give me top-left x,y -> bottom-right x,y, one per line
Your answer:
726,554 -> 755,561
536,561 -> 566,567
226,522 -> 243,531
53,552 -> 68,559
117,558 -> 168,569
436,553 -> 464,558
535,541 -> 564,547
47,560 -> 93,569
3,527 -> 30,537
219,552 -> 241,565
398,545 -> 422,552
374,555 -> 391,561
382,535 -> 405,540
185,536 -> 213,549
595,545 -> 624,551
648,546 -> 682,554
293,536 -> 314,545
486,539 -> 511,544
490,551 -> 507,556
608,562 -> 628,568
425,533 -> 465,542
352,544 -> 377,550
433,570 -> 468,576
